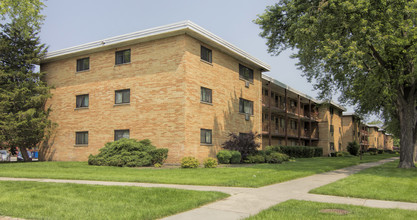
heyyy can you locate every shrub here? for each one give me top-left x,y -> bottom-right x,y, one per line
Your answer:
265,152 -> 289,163
217,150 -> 232,164
347,141 -> 360,156
341,151 -> 352,157
336,152 -> 343,157
367,148 -> 378,153
329,152 -> 337,157
265,145 -> 282,155
230,150 -> 242,164
222,132 -> 261,159
154,163 -> 162,168
203,158 -> 218,168
88,139 -> 168,167
378,149 -> 384,154
279,146 -> 315,158
149,148 -> 168,165
313,147 -> 323,157
181,157 -> 199,168
243,154 -> 265,163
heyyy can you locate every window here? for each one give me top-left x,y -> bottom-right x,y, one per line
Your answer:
290,120 -> 297,129
200,46 -> 212,63
330,125 -> 334,136
264,89 -> 268,96
330,107 -> 334,115
115,89 -> 130,104
76,94 -> 89,108
330,142 -> 335,151
114,129 -> 129,141
115,49 -> 131,65
75,131 -> 88,145
201,87 -> 212,103
280,118 -> 285,128
76,57 -> 89,72
200,129 -> 212,144
239,98 -> 253,115
239,64 -> 254,82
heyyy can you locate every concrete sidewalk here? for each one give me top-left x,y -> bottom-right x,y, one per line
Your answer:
1,157 -> 416,220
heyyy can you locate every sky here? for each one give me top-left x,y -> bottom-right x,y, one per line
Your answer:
39,0 -> 358,113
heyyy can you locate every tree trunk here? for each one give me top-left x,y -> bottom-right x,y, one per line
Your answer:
397,94 -> 416,168
19,147 -> 32,162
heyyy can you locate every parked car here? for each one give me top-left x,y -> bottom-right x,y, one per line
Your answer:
0,150 -> 10,161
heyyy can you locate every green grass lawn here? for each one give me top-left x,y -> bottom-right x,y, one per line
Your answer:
310,160 -> 417,202
0,181 -> 228,220
0,154 -> 394,187
246,200 -> 417,220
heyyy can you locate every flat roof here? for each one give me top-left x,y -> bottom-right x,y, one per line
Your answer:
41,20 -> 270,71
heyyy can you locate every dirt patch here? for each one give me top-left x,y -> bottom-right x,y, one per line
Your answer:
320,209 -> 350,215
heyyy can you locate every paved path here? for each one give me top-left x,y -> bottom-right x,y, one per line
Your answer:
1,157 -> 416,220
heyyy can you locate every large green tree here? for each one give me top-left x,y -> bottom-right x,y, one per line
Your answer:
256,0 -> 417,168
0,0 -> 51,161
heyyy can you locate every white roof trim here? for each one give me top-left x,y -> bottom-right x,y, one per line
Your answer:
42,20 -> 271,71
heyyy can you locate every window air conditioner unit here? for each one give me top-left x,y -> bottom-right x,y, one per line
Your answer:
245,113 -> 250,121
245,81 -> 250,88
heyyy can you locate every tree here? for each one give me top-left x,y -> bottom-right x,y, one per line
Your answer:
222,132 -> 261,159
256,0 -> 417,168
0,0 -> 51,161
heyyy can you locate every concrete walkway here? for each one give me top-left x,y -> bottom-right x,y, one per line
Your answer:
1,157 -> 416,220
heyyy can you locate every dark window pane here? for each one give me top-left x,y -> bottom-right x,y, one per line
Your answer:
76,58 -> 89,72
114,129 -> 129,141
239,98 -> 253,115
200,129 -> 212,144
115,49 -> 131,65
239,64 -> 254,82
201,87 -> 212,103
115,89 -> 130,104
201,46 -> 212,63
76,94 -> 89,108
75,131 -> 88,145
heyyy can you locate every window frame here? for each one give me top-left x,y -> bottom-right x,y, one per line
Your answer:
115,89 -> 130,104
239,64 -> 254,82
115,49 -> 131,65
75,131 -> 88,145
200,129 -> 212,144
239,98 -> 254,115
76,94 -> 89,108
200,46 -> 212,63
201,87 -> 212,104
76,57 -> 90,72
114,129 -> 130,141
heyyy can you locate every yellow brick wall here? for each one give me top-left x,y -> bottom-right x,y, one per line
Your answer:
342,116 -> 360,149
40,34 -> 262,163
182,36 -> 262,161
318,106 -> 343,156
368,127 -> 378,149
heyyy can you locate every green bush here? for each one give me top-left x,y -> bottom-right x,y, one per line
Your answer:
203,158 -> 218,168
367,148 -> 378,153
336,152 -> 343,157
181,157 -> 199,168
265,152 -> 289,163
279,146 -> 315,158
88,139 -> 168,167
369,151 -> 378,155
265,145 -> 282,154
347,141 -> 360,156
329,152 -> 337,157
217,150 -> 232,164
243,154 -> 265,163
378,149 -> 384,154
230,150 -> 241,164
313,147 -> 323,157
149,148 -> 168,165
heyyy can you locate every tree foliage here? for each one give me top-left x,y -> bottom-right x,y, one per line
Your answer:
0,0 -> 50,161
256,0 -> 417,168
222,132 -> 261,159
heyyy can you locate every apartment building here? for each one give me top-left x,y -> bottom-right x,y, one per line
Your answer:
261,75 -> 346,156
385,134 -> 394,150
342,113 -> 361,148
368,125 -> 380,149
317,102 -> 345,155
40,21 -> 270,162
359,123 -> 370,150
261,76 -> 320,147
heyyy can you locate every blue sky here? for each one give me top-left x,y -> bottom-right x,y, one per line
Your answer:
40,0 -> 357,113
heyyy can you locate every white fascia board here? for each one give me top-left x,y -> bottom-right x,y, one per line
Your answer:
42,20 -> 271,71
